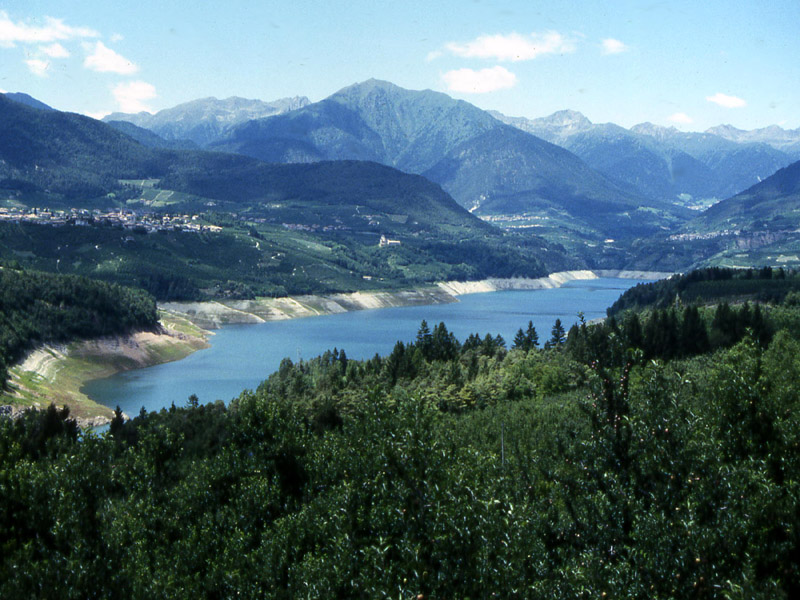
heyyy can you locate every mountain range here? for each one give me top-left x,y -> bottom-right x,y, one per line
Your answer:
691,160 -> 800,234
707,124 -> 800,157
4,92 -> 580,297
0,93 -> 476,232
5,83 -> 800,275
100,82 -> 799,216
199,79 -> 685,241
104,95 -> 310,147
491,110 -> 796,206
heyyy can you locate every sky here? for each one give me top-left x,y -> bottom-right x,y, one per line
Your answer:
1,0 -> 798,131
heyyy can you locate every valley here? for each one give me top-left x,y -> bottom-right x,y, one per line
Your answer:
5,81 -> 800,297
2,0 -> 800,593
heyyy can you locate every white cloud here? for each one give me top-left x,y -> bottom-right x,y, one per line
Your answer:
442,66 -> 517,94
84,41 -> 138,74
112,80 -> 156,112
0,11 -> 98,47
0,87 -> 7,93
706,92 -> 746,108
110,33 -> 124,43
426,49 -> 443,62
25,58 -> 50,77
445,31 -> 575,62
601,38 -> 628,55
668,112 -> 693,124
40,42 -> 69,58
85,110 -> 111,120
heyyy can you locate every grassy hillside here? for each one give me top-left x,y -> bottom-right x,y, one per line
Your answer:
691,160 -> 800,233
213,80 -> 689,245
618,160 -> 800,272
0,95 -> 585,294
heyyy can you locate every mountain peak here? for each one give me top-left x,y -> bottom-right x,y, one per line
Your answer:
705,123 -> 800,154
706,123 -> 744,137
328,79 -> 447,106
630,122 -> 679,140
3,92 -> 54,111
488,109 -> 592,144
541,109 -> 592,129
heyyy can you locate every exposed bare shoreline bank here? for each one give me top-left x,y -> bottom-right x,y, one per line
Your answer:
162,269 -> 670,329
2,270 -> 670,425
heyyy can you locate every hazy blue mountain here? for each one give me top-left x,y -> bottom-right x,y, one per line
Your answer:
0,93 -> 485,234
707,124 -> 800,159
0,94 -> 170,198
103,95 -> 310,146
492,111 -> 720,204
423,125 -> 685,239
632,122 -> 794,199
689,159 -> 800,233
105,120 -> 199,150
214,79 -> 681,239
493,110 -> 793,205
490,109 -> 593,145
2,93 -> 585,288
214,79 -> 500,172
3,92 -> 54,111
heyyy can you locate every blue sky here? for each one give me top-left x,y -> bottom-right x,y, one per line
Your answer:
1,0 -> 798,131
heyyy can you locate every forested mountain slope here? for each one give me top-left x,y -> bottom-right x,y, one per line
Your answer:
0,265 -> 158,386
213,80 -> 684,240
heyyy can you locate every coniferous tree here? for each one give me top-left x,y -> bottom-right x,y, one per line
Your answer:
512,321 -> 539,352
623,313 -> 644,351
549,318 -> 566,349
526,320 -> 539,348
680,305 -> 709,357
513,328 -> 528,351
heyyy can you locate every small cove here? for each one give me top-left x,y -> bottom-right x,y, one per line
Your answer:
83,277 -> 647,415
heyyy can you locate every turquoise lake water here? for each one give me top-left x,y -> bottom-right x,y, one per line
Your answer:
83,277 -> 646,415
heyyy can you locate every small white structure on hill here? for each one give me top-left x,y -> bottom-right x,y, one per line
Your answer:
379,235 -> 401,247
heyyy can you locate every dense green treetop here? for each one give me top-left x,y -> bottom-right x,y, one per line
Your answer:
0,265 -> 158,386
2,268 -> 799,597
608,266 -> 800,315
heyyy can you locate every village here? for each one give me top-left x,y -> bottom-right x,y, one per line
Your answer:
0,206 -> 223,234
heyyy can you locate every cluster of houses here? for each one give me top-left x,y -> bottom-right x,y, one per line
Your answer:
668,230 -> 739,241
281,222 -> 347,233
0,207 -> 222,234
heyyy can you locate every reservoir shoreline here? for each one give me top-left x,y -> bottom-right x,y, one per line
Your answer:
161,269 -> 669,329
3,270 -> 668,426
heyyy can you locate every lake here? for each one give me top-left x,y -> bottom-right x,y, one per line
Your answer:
84,277 -> 646,415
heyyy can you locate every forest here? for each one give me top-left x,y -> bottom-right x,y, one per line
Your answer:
0,264 -> 159,387
1,269 -> 799,598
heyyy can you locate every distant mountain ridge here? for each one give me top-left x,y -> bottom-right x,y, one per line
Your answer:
212,79 -> 684,241
493,110 -> 795,205
103,95 -> 310,146
105,120 -> 199,151
689,159 -> 800,233
0,93 -> 475,234
214,79 -> 500,172
706,124 -> 800,159
3,92 -> 54,111
0,93 -> 583,293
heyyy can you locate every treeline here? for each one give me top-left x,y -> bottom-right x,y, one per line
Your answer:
609,266 -> 800,314
0,265 -> 158,386
567,301 -> 772,367
2,279 -> 800,596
